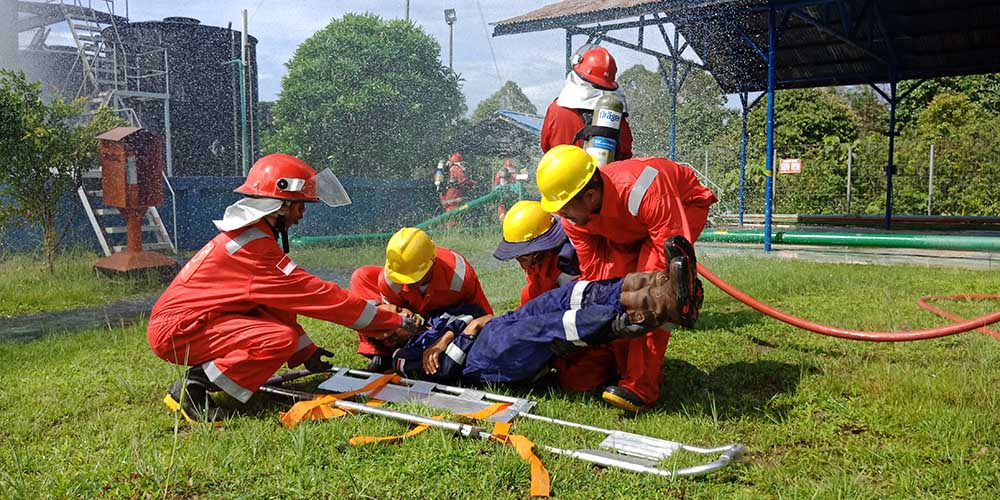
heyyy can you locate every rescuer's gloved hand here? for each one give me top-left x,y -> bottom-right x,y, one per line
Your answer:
550,339 -> 579,357
400,315 -> 425,334
610,312 -> 658,339
304,347 -> 334,372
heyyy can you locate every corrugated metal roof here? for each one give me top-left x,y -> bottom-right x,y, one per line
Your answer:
494,0 -> 1000,93
496,110 -> 544,136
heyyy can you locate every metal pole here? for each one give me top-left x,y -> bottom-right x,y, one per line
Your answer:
771,148 -> 778,213
448,23 -> 454,70
239,9 -> 249,175
164,50 -> 173,177
668,32 -> 679,160
405,0 -> 410,21
927,143 -> 935,215
703,149 -> 709,180
846,143 -> 853,214
565,30 -> 572,75
738,92 -> 748,225
763,6 -> 776,252
884,80 -> 897,230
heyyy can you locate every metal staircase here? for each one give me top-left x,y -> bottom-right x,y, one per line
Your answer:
49,0 -> 177,256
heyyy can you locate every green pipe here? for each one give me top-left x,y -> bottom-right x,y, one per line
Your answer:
700,229 -> 1000,251
292,184 -> 524,248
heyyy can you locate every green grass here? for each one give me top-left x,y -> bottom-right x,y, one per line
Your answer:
0,249 -> 165,316
2,244 -> 1000,498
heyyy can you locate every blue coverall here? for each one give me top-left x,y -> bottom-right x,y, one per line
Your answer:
392,278 -> 625,385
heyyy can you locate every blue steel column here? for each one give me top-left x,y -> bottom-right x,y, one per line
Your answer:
763,6 -> 777,252
884,80 -> 897,230
669,52 -> 678,160
565,30 -> 572,75
738,92 -> 749,225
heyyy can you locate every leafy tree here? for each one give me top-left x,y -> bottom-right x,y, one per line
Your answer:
0,70 -> 125,272
839,86 -> 888,135
618,64 -> 734,161
896,75 -> 1000,129
470,80 -> 537,123
265,14 -> 465,177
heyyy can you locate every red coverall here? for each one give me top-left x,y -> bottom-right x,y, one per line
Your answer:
147,220 -> 402,403
553,158 -> 717,405
351,247 -> 494,357
540,99 -> 634,160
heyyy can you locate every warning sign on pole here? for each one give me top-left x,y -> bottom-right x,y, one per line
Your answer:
779,158 -> 802,174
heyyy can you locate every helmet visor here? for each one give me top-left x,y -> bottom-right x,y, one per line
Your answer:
314,168 -> 352,207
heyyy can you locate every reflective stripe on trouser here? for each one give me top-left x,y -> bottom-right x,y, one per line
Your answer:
148,309 -> 304,403
553,327 -> 670,405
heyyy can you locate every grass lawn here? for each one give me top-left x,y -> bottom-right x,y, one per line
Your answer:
0,249 -> 166,317
2,240 -> 999,498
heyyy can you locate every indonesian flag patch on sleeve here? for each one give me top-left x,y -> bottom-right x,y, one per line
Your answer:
276,255 -> 297,276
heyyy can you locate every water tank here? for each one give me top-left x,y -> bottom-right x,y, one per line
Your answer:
105,17 -> 259,177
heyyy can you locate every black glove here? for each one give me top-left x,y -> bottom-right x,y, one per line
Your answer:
550,339 -> 579,357
610,312 -> 658,339
304,347 -> 334,372
400,315 -> 425,333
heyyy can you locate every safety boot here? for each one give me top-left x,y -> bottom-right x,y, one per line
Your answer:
619,256 -> 694,329
163,366 -> 225,425
601,385 -> 647,413
664,235 -> 704,327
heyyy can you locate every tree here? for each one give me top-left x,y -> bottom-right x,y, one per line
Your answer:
617,64 -> 734,160
896,75 -> 1000,129
0,70 -> 125,272
470,80 -> 537,123
265,14 -> 466,177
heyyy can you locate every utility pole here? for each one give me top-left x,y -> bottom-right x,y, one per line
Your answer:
405,0 -> 410,21
444,9 -> 457,71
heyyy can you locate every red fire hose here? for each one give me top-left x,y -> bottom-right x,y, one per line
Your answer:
698,263 -> 1000,342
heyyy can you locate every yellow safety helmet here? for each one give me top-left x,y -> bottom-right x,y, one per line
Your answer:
536,145 -> 597,213
385,227 -> 437,284
502,201 -> 554,243
494,200 -> 568,261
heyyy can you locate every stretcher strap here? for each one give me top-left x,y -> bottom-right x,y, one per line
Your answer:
279,373 -> 399,428
491,421 -> 551,498
348,415 -> 444,446
345,403 -> 509,447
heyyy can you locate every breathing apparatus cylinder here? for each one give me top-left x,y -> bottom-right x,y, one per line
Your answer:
434,161 -> 445,192
581,93 -> 624,167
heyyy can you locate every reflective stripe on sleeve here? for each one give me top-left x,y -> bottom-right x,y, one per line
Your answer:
561,310 -> 587,346
296,334 -> 313,352
444,343 -> 467,365
627,166 -> 659,217
449,252 -> 467,292
570,280 -> 590,310
202,360 -> 254,403
349,300 -> 379,330
383,268 -> 402,293
225,227 -> 269,254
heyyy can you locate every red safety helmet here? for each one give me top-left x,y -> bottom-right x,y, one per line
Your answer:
449,152 -> 463,162
503,158 -> 515,168
573,46 -> 618,90
235,153 -> 320,203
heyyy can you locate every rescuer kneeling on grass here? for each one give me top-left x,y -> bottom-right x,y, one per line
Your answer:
493,200 -> 580,306
147,154 -> 419,424
536,145 -> 717,412
349,227 -> 493,373
392,236 -> 703,387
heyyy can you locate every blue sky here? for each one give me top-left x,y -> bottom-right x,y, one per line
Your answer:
105,0 -> 693,113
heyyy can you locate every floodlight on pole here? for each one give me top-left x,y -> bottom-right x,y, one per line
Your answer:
444,8 -> 457,70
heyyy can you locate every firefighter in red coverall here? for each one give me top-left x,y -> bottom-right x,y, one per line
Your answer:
536,145 -> 717,412
147,154 -> 419,424
493,200 -> 580,306
349,227 -> 494,372
439,152 -> 475,228
541,45 -> 633,159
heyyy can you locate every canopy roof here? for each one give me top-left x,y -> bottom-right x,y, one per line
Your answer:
494,0 -> 1000,93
